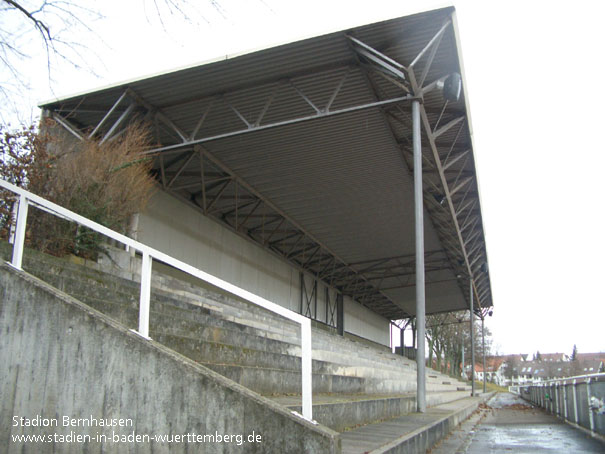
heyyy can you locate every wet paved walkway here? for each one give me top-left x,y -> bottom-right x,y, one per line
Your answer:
430,392 -> 605,454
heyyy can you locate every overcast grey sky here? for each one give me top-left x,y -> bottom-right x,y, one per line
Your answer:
3,0 -> 604,356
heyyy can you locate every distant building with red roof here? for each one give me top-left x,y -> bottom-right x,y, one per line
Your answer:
471,352 -> 604,386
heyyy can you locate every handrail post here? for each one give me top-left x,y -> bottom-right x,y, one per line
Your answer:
563,381 -> 568,420
8,200 -> 18,244
138,252 -> 152,339
587,378 -> 595,432
572,379 -> 578,424
11,194 -> 28,270
301,318 -> 313,421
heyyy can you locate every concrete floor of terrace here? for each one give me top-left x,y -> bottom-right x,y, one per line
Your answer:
340,392 -> 493,454
430,392 -> 605,454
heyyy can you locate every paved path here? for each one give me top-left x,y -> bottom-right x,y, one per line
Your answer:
430,392 -> 605,454
340,394 -> 486,454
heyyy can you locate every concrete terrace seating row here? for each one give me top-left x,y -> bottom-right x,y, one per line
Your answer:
2,242 -> 472,433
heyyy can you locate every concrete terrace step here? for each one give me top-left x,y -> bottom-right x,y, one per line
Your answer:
10,245 -> 471,397
271,390 -> 472,432
340,392 -> 495,454
151,332 -> 463,395
34,250 -> 422,368
18,249 -> 410,356
152,333 -> 334,375
22,265 -> 299,344
24,264 -> 298,341
20,246 -> 302,337
60,295 -> 304,357
202,363 -> 366,395
21,250 -> 465,383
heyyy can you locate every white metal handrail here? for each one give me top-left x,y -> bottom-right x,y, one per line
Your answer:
525,372 -> 604,434
542,373 -> 605,384
535,373 -> 604,386
0,178 -> 313,421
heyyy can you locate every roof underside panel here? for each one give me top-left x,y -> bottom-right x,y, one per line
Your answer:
40,6 -> 493,319
206,110 -> 443,263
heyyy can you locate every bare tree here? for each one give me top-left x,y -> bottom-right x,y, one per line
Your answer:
425,310 -> 492,377
0,0 -> 226,122
0,1 -> 103,122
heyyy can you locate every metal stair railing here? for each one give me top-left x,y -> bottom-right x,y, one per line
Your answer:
0,178 -> 314,421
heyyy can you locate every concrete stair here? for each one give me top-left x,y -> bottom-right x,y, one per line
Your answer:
3,244 -> 472,436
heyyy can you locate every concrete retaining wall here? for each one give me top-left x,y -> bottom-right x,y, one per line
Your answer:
0,264 -> 340,453
138,190 -> 389,346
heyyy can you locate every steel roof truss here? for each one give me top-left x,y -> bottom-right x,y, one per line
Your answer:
448,153 -> 471,190
464,228 -> 481,248
347,35 -> 407,84
101,102 -> 136,143
237,199 -> 262,231
205,179 -> 232,213
455,198 -> 477,220
432,115 -> 465,139
431,100 -> 449,134
466,239 -> 483,260
444,148 -> 471,171
89,90 -> 128,139
456,184 -> 475,219
409,19 -> 452,68
167,151 -> 196,188
190,100 -> 215,141
224,97 -> 253,129
461,216 -> 480,235
449,175 -> 473,197
44,11 -> 491,316
418,21 -> 449,87
145,92 -> 412,155
50,112 -> 84,141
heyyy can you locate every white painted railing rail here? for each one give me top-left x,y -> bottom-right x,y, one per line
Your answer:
539,372 -> 604,386
521,372 -> 605,436
1,178 -> 313,421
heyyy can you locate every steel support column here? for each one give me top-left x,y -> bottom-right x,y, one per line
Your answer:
413,99 -> 426,413
336,294 -> 344,336
461,339 -> 464,378
400,325 -> 405,356
470,279 -> 475,396
482,315 -> 486,393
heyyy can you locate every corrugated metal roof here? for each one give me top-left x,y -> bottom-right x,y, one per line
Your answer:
40,6 -> 492,319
